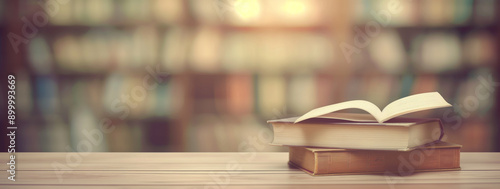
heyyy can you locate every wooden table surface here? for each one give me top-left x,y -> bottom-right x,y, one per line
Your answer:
1,152 -> 499,188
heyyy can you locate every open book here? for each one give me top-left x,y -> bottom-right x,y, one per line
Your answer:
295,92 -> 451,123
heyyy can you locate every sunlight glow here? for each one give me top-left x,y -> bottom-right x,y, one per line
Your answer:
233,0 -> 261,20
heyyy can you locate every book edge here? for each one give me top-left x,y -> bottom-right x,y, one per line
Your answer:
283,141 -> 462,152
268,116 -> 439,127
288,161 -> 462,176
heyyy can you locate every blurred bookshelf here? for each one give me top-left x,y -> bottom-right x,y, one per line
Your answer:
1,0 -> 498,152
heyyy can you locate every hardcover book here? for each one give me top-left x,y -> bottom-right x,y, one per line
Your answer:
268,92 -> 451,150
289,141 -> 461,175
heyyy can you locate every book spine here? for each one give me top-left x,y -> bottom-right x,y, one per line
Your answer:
289,147 -> 316,172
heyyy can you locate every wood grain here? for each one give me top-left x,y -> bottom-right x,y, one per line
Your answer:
2,184 -> 500,189
0,152 -> 499,188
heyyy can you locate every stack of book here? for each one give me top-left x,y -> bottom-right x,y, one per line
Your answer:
268,92 -> 461,175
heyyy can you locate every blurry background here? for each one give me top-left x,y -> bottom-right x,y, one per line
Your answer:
0,0 -> 498,152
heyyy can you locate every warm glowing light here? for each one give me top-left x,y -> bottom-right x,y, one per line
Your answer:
283,0 -> 307,16
233,0 -> 261,20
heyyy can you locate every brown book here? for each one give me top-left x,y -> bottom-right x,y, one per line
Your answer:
289,141 -> 461,176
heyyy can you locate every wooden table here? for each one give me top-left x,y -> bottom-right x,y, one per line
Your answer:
1,152 -> 499,188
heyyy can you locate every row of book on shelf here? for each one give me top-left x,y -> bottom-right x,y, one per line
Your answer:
31,0 -> 326,26
15,73 -> 184,120
16,68 -> 495,120
17,106 -> 493,153
17,108 -> 286,152
27,0 -> 497,26
17,111 -> 147,152
28,28 -> 496,74
28,0 -> 185,25
29,27 -> 332,74
15,76 -> 495,152
355,0 -> 496,26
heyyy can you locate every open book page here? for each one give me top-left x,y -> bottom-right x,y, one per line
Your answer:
294,92 -> 451,123
269,113 -> 437,126
318,113 -> 378,122
379,92 -> 452,122
294,100 -> 383,123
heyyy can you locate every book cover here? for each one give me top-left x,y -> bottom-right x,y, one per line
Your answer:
289,141 -> 461,176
